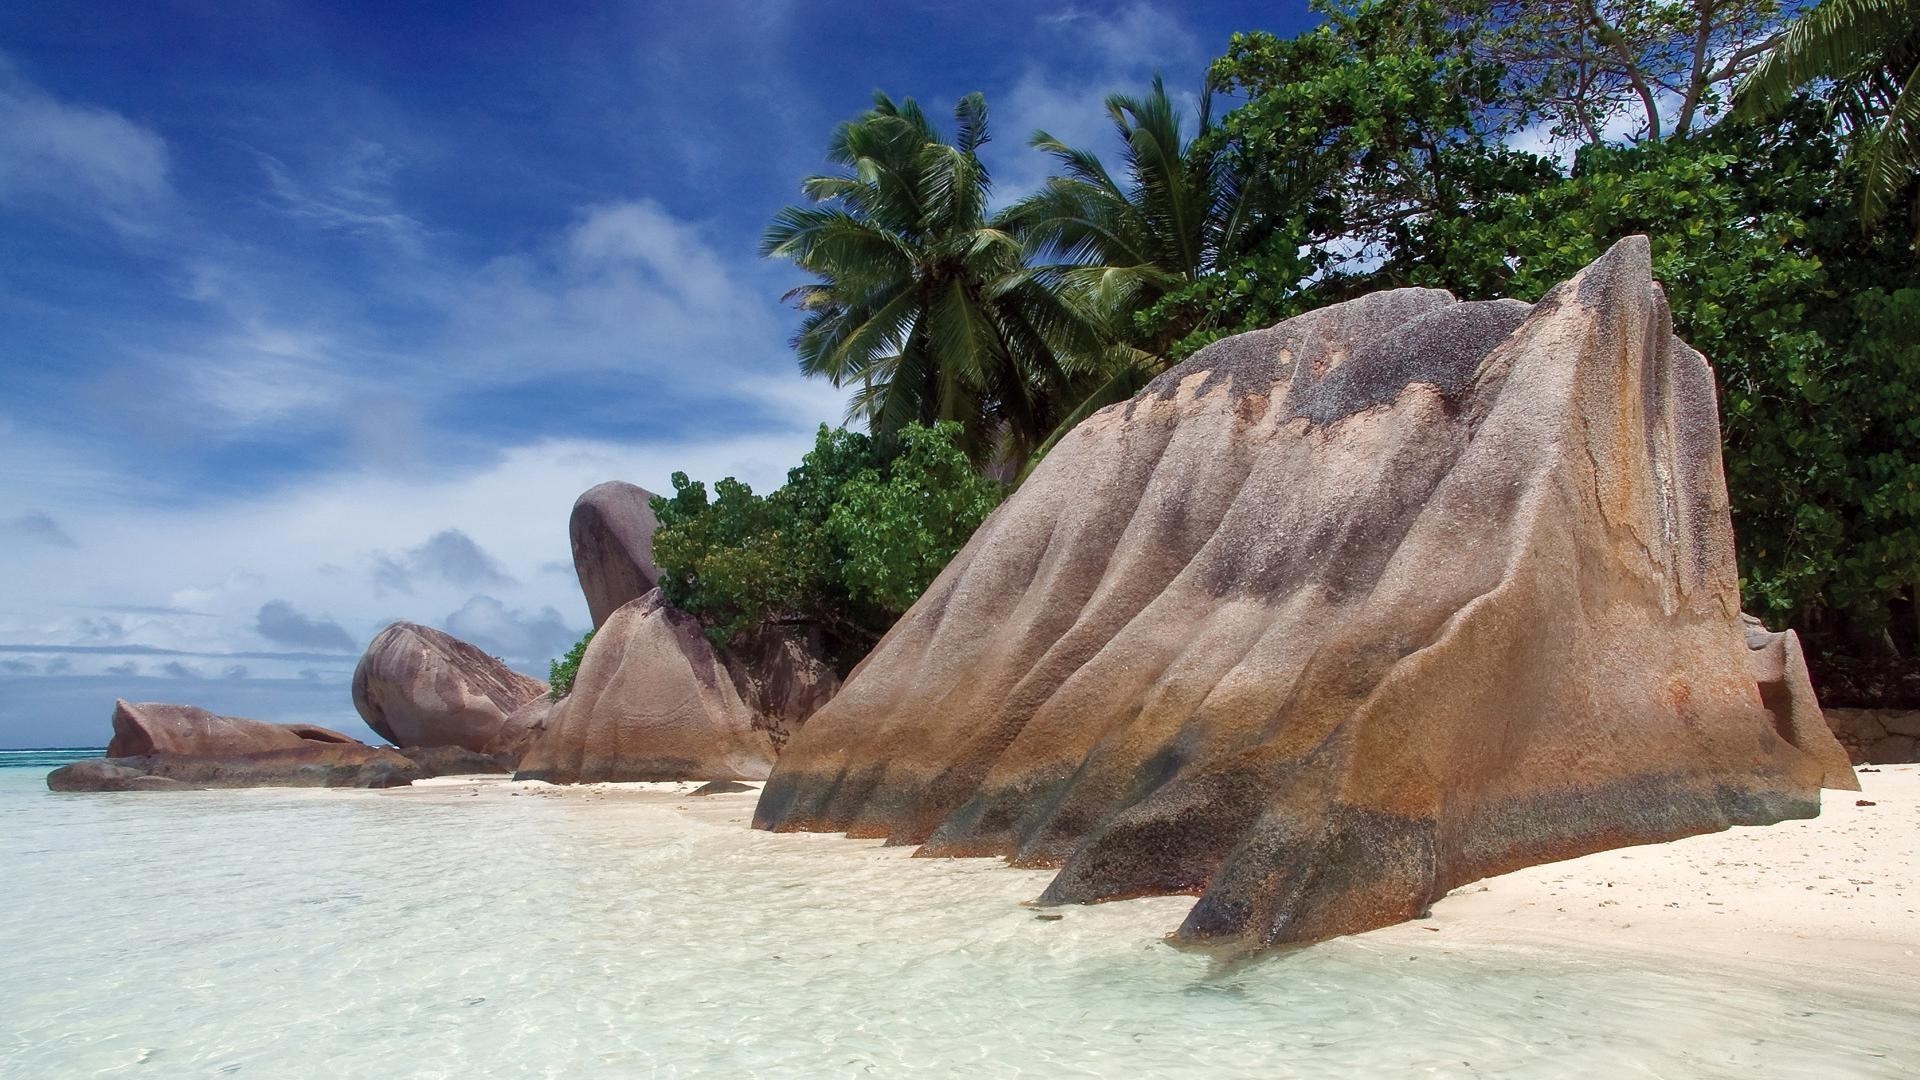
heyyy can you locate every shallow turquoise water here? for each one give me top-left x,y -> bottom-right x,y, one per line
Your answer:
0,764 -> 1912,1078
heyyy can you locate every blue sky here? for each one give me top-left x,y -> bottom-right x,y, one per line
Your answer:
0,1 -> 1317,747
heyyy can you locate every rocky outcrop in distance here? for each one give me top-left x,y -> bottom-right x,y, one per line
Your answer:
351,621 -> 547,758
514,589 -> 779,784
753,237 -> 1858,951
571,480 -> 661,629
47,700 -> 423,790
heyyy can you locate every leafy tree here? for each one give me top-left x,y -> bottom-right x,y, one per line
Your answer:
651,422 -> 1002,669
652,426 -> 879,654
1144,0 -> 1556,354
763,93 -> 1105,468
1737,0 -> 1920,228
829,422 -> 1004,611
1471,0 -> 1788,144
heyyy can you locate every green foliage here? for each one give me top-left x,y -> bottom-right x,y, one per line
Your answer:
651,422 -> 1002,667
1146,0 -> 1558,355
829,422 -> 1006,612
548,629 -> 594,701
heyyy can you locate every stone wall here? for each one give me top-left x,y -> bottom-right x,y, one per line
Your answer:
1826,709 -> 1920,764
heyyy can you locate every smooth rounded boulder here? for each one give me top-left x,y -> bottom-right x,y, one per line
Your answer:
351,622 -> 547,756
48,700 -> 421,790
514,589 -> 777,784
571,481 -> 661,629
754,237 -> 1858,952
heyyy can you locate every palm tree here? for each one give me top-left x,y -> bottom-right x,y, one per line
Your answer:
1737,0 -> 1920,227
1001,77 -> 1269,359
763,92 -> 1104,468
995,79 -> 1271,462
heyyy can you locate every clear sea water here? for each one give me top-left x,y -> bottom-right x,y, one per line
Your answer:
1,749 -> 1913,1079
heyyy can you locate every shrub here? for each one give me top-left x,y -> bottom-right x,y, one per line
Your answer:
548,629 -> 594,700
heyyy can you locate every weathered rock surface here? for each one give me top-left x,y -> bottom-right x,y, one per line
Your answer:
48,700 -> 421,791
105,699 -> 365,757
729,623 -> 842,749
47,759 -> 192,792
1740,613 -> 1858,787
754,237 -> 1857,951
351,622 -> 547,757
396,744 -> 515,776
571,481 -> 661,629
514,590 -> 778,783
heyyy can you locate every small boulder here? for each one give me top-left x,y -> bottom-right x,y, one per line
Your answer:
351,622 -> 547,757
571,481 -> 661,629
396,744 -> 515,777
514,589 -> 777,784
49,700 -> 421,791
690,780 -> 755,796
108,700 -> 364,757
47,758 -> 192,792
1741,614 -> 1859,789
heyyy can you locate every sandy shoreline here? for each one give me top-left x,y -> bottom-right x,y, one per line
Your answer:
382,766 -> 1919,992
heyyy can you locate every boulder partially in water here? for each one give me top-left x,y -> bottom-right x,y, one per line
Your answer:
514,589 -> 778,784
351,621 -> 547,758
48,700 -> 421,790
571,480 -> 661,629
753,237 -> 1857,950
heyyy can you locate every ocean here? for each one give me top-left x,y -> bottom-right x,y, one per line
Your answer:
0,750 -> 1911,1078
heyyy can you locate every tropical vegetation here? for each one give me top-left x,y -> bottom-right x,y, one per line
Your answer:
648,421 -> 1001,670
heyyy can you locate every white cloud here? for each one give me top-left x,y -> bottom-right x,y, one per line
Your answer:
985,2 -> 1206,200
0,56 -> 170,227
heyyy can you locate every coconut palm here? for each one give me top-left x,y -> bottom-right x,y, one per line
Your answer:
1001,77 -> 1270,357
1737,0 -> 1920,226
997,77 -> 1271,470
763,92 -> 1104,468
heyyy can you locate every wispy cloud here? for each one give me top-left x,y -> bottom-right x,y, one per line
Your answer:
254,140 -> 426,250
986,2 -> 1206,200
0,54 -> 170,229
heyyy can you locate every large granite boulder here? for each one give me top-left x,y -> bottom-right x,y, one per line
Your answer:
351,622 -> 547,757
48,700 -> 421,790
571,481 -> 660,629
514,589 -> 777,784
753,237 -> 1858,951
